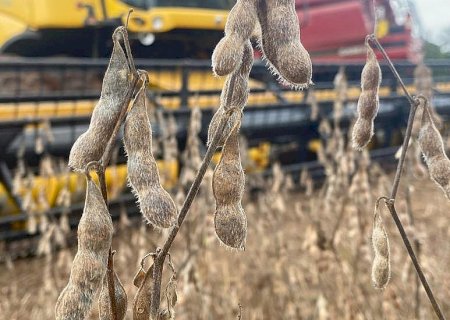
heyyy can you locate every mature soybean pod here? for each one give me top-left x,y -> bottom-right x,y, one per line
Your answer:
77,180 -> 114,253
55,179 -> 113,320
98,271 -> 128,320
256,0 -> 312,89
214,203 -> 247,250
208,41 -> 253,147
352,43 -> 381,150
212,126 -> 247,250
418,105 -> 450,199
212,0 -> 258,76
124,86 -> 177,228
371,213 -> 390,289
212,129 -> 245,206
69,29 -> 132,171
419,106 -> 445,161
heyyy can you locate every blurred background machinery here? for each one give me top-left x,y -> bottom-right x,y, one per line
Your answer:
0,0 -> 420,60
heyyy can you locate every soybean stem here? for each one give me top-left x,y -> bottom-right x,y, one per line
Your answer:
384,200 -> 445,320
368,35 -> 446,320
390,100 -> 418,199
148,74 -> 238,319
368,35 -> 416,106
405,180 -> 421,319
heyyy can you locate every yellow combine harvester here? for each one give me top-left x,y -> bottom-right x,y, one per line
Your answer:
0,0 -> 231,57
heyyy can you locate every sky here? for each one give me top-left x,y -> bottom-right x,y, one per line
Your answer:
413,0 -> 450,46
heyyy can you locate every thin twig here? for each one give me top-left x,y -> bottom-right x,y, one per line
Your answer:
390,99 -> 419,199
147,74 -> 239,318
237,303 -> 243,320
368,35 -> 416,106
384,200 -> 444,319
405,181 -> 421,319
368,35 -> 420,199
367,36 -> 446,319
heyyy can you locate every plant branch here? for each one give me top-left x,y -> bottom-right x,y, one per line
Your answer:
390,100 -> 418,199
405,181 -> 421,319
368,34 -> 419,199
368,35 -> 446,319
384,200 -> 444,320
146,74 -> 238,319
368,35 -> 416,106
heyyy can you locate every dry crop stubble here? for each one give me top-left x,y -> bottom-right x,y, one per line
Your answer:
2,99 -> 450,319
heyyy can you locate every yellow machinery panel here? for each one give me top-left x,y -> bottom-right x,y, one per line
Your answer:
0,0 -> 97,29
0,159 -> 179,216
0,0 -> 229,53
126,7 -> 227,33
30,0 -> 97,28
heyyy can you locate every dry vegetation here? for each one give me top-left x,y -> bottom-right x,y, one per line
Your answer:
1,1 -> 449,319
1,141 -> 450,319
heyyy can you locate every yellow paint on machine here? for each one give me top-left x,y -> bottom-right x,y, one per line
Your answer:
0,0 -> 229,51
0,160 -> 179,217
0,142 -> 272,217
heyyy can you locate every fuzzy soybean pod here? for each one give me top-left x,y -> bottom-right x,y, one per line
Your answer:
69,28 -> 132,171
371,205 -> 390,289
208,40 -> 253,147
98,271 -> 128,320
212,0 -> 258,76
212,126 -> 247,250
55,177 -> 113,320
124,85 -> 177,228
352,43 -> 382,150
256,0 -> 312,89
418,103 -> 450,199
